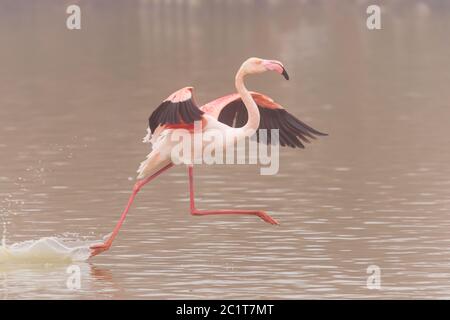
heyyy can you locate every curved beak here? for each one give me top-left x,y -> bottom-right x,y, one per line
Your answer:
281,68 -> 289,80
263,60 -> 290,80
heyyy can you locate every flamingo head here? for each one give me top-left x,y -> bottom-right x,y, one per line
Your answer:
240,57 -> 289,80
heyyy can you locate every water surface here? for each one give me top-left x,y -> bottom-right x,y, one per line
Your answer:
1,0 -> 450,299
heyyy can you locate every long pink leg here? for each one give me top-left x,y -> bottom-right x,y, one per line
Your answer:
188,166 -> 279,225
90,163 -> 174,257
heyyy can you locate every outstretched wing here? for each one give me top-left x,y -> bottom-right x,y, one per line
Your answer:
148,86 -> 204,134
204,92 -> 327,149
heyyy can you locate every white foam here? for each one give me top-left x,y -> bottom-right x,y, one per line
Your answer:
0,237 -> 92,264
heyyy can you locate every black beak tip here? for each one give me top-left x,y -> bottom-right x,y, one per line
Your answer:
282,68 -> 289,80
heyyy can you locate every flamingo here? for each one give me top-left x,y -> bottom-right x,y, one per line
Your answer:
90,57 -> 326,257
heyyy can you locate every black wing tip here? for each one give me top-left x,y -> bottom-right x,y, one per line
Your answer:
148,98 -> 203,133
308,129 -> 328,137
217,98 -> 327,149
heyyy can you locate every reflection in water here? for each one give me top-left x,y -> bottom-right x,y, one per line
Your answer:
1,0 -> 450,298
0,262 -> 121,299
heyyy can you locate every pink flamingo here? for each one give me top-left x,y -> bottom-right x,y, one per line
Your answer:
90,57 -> 326,257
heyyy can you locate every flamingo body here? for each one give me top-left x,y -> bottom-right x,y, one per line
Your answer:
90,57 -> 327,258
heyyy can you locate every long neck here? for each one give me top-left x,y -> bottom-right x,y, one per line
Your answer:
235,69 -> 260,137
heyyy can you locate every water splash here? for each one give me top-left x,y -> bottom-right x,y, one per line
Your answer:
0,237 -> 92,264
